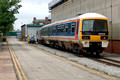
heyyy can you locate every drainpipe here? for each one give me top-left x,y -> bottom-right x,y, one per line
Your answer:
110,0 -> 112,53
80,0 -> 81,14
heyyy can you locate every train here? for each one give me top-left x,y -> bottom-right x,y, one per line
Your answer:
28,34 -> 36,43
36,13 -> 109,56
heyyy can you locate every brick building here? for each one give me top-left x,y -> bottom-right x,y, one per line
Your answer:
49,0 -> 120,54
33,17 -> 51,25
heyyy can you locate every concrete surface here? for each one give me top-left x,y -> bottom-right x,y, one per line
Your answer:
0,42 -> 17,80
32,43 -> 120,79
7,36 -> 109,80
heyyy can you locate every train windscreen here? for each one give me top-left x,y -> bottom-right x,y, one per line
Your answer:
82,19 -> 108,35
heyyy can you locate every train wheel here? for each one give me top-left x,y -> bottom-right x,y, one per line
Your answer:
77,47 -> 83,57
62,46 -> 66,50
72,46 -> 77,53
77,47 -> 81,54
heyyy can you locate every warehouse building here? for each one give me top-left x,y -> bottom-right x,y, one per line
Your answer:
49,0 -> 120,54
21,24 -> 43,41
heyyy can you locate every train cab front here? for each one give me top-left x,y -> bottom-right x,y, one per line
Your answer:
80,18 -> 109,54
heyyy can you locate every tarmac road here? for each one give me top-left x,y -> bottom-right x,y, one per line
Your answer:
7,36 -> 110,80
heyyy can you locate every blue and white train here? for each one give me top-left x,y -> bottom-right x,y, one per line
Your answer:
36,13 -> 109,55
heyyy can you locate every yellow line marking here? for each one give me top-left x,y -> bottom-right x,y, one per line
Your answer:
31,45 -> 117,80
7,38 -> 28,80
11,47 -> 28,80
8,46 -> 22,80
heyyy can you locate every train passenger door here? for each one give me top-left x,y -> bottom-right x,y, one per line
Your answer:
68,23 -> 71,35
71,22 -> 76,36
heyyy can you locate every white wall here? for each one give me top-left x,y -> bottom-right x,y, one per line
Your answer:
27,27 -> 40,41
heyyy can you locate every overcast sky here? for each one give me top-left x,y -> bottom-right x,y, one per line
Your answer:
14,0 -> 52,30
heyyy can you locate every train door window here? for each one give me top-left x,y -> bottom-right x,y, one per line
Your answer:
77,21 -> 79,34
68,23 -> 71,34
71,23 -> 75,33
56,25 -> 58,34
63,24 -> 66,34
61,24 -> 65,33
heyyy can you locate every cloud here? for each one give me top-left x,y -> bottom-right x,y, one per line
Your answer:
19,2 -> 49,18
14,0 -> 51,30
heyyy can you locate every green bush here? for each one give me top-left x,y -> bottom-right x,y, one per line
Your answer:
0,36 -> 3,42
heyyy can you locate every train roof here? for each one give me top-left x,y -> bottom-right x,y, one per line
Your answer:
40,13 -> 107,29
79,13 -> 107,19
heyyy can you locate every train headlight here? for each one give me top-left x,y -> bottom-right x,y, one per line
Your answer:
101,36 -> 108,40
81,41 -> 89,47
82,36 -> 90,40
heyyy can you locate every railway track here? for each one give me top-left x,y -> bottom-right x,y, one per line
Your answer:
51,45 -> 120,68
34,43 -> 120,68
89,57 -> 120,68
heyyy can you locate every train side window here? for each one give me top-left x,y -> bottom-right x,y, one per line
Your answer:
60,25 -> 62,33
71,23 -> 75,33
53,26 -> 56,33
60,25 -> 63,33
44,28 -> 46,35
48,27 -> 50,35
44,28 -> 48,35
57,25 -> 62,33
65,24 -> 68,33
47,28 -> 49,34
61,25 -> 65,33
42,29 -> 44,35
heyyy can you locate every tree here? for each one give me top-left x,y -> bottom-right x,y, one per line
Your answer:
0,0 -> 21,35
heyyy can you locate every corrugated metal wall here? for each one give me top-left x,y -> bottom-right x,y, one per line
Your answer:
50,0 -> 120,40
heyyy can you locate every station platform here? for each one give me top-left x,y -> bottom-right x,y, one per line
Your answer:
0,42 -> 16,80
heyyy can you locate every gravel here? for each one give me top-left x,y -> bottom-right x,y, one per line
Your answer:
31,43 -> 120,79
102,52 -> 120,61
